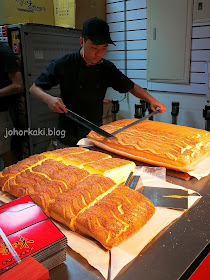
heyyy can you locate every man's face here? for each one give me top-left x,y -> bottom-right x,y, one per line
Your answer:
80,38 -> 108,64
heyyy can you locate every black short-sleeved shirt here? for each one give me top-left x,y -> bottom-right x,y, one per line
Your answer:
35,49 -> 134,144
0,42 -> 20,112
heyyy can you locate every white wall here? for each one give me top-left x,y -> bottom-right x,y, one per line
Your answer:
105,0 -> 210,130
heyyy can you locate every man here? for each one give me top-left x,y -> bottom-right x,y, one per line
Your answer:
0,42 -> 24,170
30,17 -> 166,148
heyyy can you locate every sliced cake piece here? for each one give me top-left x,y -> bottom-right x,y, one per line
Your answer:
76,184 -> 155,250
0,154 -> 47,188
44,147 -> 89,160
59,150 -> 111,167
31,159 -> 67,177
83,157 -> 136,184
48,174 -> 117,230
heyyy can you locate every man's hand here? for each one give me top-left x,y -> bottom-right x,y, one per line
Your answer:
150,101 -> 166,113
47,96 -> 67,113
29,84 -> 68,113
129,84 -> 167,114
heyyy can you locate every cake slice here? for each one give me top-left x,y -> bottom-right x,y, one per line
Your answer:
31,159 -> 67,176
44,147 -> 89,160
0,154 -> 47,188
83,157 -> 136,184
59,150 -> 111,167
48,174 -> 117,230
76,184 -> 155,250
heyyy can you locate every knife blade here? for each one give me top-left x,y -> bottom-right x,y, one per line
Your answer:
65,109 -> 118,142
112,108 -> 160,136
125,173 -> 188,209
139,186 -> 188,209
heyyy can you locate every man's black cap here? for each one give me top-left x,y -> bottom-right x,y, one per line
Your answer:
82,17 -> 116,46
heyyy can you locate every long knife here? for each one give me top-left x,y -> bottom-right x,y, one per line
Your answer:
65,109 -> 118,142
112,108 -> 160,136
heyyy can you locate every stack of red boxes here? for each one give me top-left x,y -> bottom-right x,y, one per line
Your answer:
0,196 -> 67,276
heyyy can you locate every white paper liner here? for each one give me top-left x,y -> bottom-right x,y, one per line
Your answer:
77,138 -> 210,180
187,156 -> 210,179
0,174 -> 201,280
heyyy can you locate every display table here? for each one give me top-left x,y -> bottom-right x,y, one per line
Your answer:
0,148 -> 209,280
48,173 -> 210,280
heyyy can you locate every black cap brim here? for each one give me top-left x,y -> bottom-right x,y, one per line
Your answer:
89,35 -> 116,46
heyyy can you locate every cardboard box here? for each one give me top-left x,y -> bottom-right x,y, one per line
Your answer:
0,196 -> 67,275
0,0 -> 54,26
54,0 -> 106,29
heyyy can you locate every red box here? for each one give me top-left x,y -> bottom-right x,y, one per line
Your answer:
0,196 -> 66,274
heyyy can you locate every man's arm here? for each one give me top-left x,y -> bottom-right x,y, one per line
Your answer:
29,83 -> 67,113
0,71 -> 24,97
129,83 -> 166,113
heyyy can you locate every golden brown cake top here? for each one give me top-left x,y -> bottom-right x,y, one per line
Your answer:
60,150 -> 112,167
83,157 -> 136,172
31,159 -> 66,176
1,154 -> 46,176
48,174 -> 117,230
76,184 -> 155,249
45,147 -> 89,157
88,120 -> 210,169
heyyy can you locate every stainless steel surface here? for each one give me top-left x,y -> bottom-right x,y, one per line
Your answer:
48,173 -> 210,280
112,109 -> 160,136
66,109 -> 118,141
